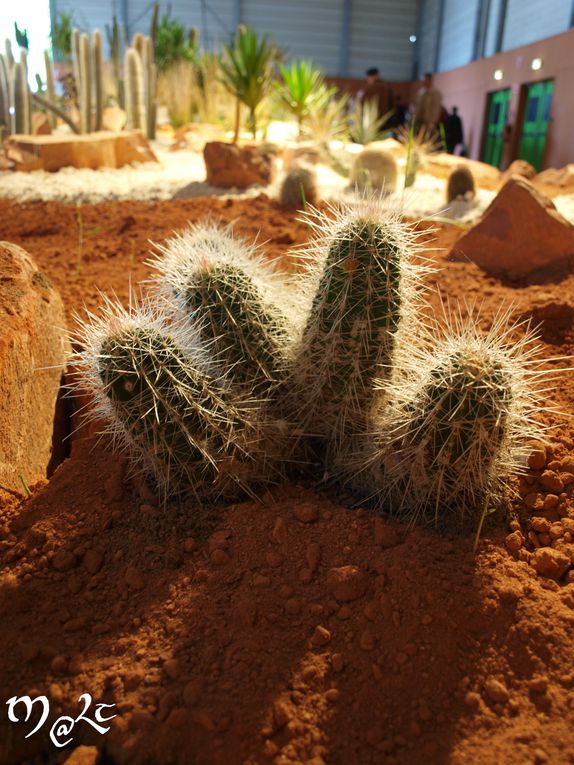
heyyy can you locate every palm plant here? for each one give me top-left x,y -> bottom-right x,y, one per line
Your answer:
51,12 -> 73,63
155,13 -> 198,73
220,26 -> 275,141
276,59 -> 323,137
349,97 -> 394,145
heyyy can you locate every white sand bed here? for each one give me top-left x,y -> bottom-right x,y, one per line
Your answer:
1,143 -> 573,230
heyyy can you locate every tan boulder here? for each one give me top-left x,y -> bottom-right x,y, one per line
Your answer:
0,242 -> 69,491
4,130 -> 157,171
425,152 -> 501,184
449,176 -> 574,281
502,159 -> 536,182
204,141 -> 276,188
102,105 -> 127,132
536,163 -> 574,190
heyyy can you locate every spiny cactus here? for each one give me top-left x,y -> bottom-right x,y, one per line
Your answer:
43,50 -> 57,129
125,47 -> 145,132
10,60 -> 30,134
92,31 -> 104,131
0,53 -> 10,138
279,165 -> 319,209
286,194 -> 428,460
150,222 -> 300,394
350,148 -> 398,193
368,307 -> 551,528
73,296 -> 266,500
78,34 -> 92,133
447,165 -> 476,203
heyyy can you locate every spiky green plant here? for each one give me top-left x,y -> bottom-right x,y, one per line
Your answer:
302,84 -> 349,145
74,297 -> 264,500
349,98 -> 394,145
43,50 -> 57,129
286,195 -> 427,462
220,26 -> 275,140
154,12 -> 198,72
51,12 -> 73,63
149,222 -> 300,394
368,308 -> 552,528
124,47 -> 145,132
276,59 -> 323,137
91,31 -> 104,131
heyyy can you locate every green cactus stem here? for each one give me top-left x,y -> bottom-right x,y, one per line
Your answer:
92,31 -> 104,131
43,50 -> 57,129
124,47 -> 145,132
79,33 -> 92,132
10,61 -> 30,134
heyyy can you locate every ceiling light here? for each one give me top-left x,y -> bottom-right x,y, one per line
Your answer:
409,35 -> 417,43
494,69 -> 503,81
531,57 -> 543,71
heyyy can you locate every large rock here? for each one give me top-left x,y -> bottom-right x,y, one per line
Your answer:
502,159 -> 536,183
425,152 -> 501,184
0,242 -> 69,491
449,176 -> 574,281
204,141 -> 276,188
3,130 -> 157,171
536,164 -> 574,190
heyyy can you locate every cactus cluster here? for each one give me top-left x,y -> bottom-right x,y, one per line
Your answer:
0,42 -> 31,137
74,193 -> 552,530
125,33 -> 157,139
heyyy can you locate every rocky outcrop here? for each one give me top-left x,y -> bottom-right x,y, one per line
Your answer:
203,142 -> 276,188
3,130 -> 157,171
502,159 -> 536,183
0,242 -> 69,491
449,176 -> 574,281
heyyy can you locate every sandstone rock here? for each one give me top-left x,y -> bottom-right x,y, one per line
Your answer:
536,163 -> 574,190
0,242 -> 69,492
532,547 -> 571,579
102,106 -> 127,132
327,566 -> 367,602
31,111 -> 52,135
449,176 -> 574,281
203,141 -> 275,188
4,130 -> 157,172
62,746 -> 100,765
502,159 -> 536,182
425,152 -> 501,183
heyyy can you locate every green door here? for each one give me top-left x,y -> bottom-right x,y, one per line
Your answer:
482,88 -> 511,168
518,80 -> 554,171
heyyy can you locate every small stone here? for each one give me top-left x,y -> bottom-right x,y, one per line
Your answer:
528,676 -> 548,694
270,517 -> 287,544
52,550 -> 78,572
539,470 -> 564,493
331,653 -> 344,672
327,566 -> 367,602
285,598 -> 302,615
531,517 -> 551,533
310,625 -> 331,647
484,678 -> 510,704
50,655 -> 68,675
523,492 -> 540,510
374,519 -> 399,548
532,547 -> 571,579
549,523 -> 564,540
306,542 -> 321,572
543,494 -> 560,512
104,473 -> 124,502
83,549 -> 104,575
266,551 -> 283,567
505,531 -> 524,552
464,691 -> 481,710
210,549 -> 230,566
164,659 -> 180,680
293,502 -> 319,523
325,688 -> 340,702
337,605 -> 352,620
183,537 -> 197,553
61,746 -> 100,765
273,700 -> 291,729
183,679 -> 202,707
124,565 -> 145,590
253,573 -> 270,587
528,447 -> 547,471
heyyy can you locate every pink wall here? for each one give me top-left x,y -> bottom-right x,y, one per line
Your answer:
432,27 -> 574,169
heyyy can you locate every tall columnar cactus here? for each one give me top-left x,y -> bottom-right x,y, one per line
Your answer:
150,222 -> 300,394
369,309 -> 549,528
92,30 -> 104,131
4,39 -> 15,72
287,195 -> 427,461
124,47 -> 145,132
142,36 -> 157,139
10,60 -> 30,134
0,53 -> 10,138
72,28 -> 81,99
78,33 -> 92,133
43,50 -> 57,129
74,298 -> 266,500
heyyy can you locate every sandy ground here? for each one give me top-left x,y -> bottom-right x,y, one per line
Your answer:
1,194 -> 574,764
2,142 -> 573,227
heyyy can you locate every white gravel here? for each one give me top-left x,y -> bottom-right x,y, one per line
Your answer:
1,143 -> 573,229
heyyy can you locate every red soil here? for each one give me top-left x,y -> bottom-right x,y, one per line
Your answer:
1,194 -> 574,765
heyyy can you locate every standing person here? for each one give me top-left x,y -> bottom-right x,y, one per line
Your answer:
445,106 -> 464,154
359,67 -> 392,121
414,72 -> 442,131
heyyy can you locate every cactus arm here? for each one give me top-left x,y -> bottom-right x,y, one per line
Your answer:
43,50 -> 57,129
92,31 -> 104,131
32,92 -> 81,134
79,33 -> 92,133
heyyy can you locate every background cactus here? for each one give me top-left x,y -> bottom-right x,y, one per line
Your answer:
279,165 -> 319,209
124,40 -> 156,138
368,308 -> 550,528
92,31 -> 104,131
10,60 -> 31,134
350,148 -> 398,193
43,50 -> 57,129
150,222 -> 300,394
286,196 -> 426,463
74,297 -> 266,500
447,165 -> 476,203
78,33 -> 92,133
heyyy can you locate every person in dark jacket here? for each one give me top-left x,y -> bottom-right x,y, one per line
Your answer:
359,67 -> 392,120
445,106 -> 464,154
